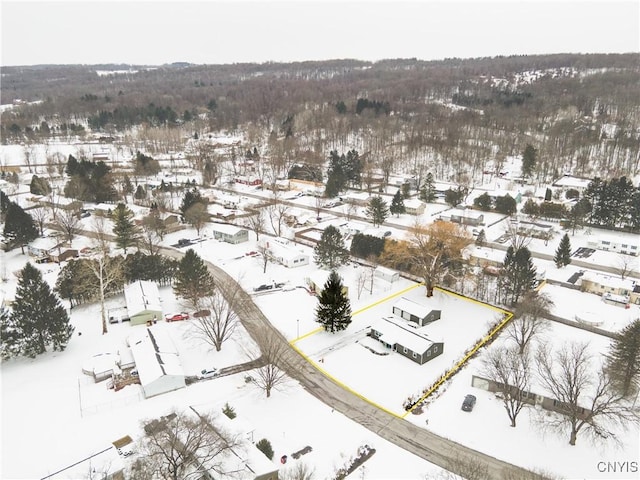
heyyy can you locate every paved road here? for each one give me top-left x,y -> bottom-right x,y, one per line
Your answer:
157,247 -> 545,479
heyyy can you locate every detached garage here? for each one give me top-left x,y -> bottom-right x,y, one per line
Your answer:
124,280 -> 162,326
128,325 -> 185,398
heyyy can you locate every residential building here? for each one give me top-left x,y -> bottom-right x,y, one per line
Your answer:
392,297 -> 441,327
306,269 -> 348,296
579,271 -> 636,303
403,198 -> 426,216
259,237 -> 309,268
127,326 -> 185,398
587,236 -> 639,256
211,223 -> 249,244
369,317 -> 443,365
124,280 -> 162,326
439,208 -> 484,226
374,266 -> 400,283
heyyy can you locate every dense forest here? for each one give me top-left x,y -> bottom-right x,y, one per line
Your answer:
2,54 -> 639,183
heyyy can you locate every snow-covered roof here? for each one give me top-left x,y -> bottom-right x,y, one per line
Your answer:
372,317 -> 436,354
264,239 -> 308,261
128,325 -> 184,386
552,175 -> 592,189
123,280 -> 162,316
581,271 -> 636,291
211,223 -> 247,236
404,198 -> 424,209
393,297 -> 432,319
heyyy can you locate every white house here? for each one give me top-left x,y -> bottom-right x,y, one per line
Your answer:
587,235 -> 639,256
259,237 -> 309,268
404,198 -> 426,216
124,280 -> 163,326
127,326 -> 185,398
439,208 -> 484,226
211,223 -> 249,244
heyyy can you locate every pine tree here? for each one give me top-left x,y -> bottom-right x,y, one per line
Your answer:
3,201 -> 39,250
315,271 -> 352,333
502,246 -> 537,305
419,173 -> 437,203
112,203 -> 140,253
180,188 -> 203,221
11,263 -> 73,357
390,190 -> 406,217
174,249 -> 215,310
366,196 -> 389,227
0,307 -> 20,359
475,229 -> 486,247
314,225 -> 349,270
554,233 -> 572,268
522,144 -> 537,180
607,319 -> 640,397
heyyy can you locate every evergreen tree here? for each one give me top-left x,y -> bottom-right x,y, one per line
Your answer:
174,249 -> 215,310
366,196 -> 389,227
0,307 -> 20,359
315,271 -> 352,333
502,246 -> 537,305
314,225 -> 349,270
112,203 -> 140,253
29,175 -> 51,195
419,173 -> 437,203
180,188 -> 204,221
390,190 -> 406,217
607,319 -> 640,397
474,192 -> 493,211
3,201 -> 38,250
134,184 -> 146,200
475,229 -> 486,247
554,233 -> 572,268
521,144 -> 537,180
11,263 -> 73,357
495,194 -> 517,215
444,187 -> 466,207
122,174 -> 134,199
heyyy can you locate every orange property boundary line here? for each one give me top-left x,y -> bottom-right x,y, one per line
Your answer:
289,282 -> 513,419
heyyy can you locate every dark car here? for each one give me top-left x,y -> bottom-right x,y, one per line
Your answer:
253,284 -> 273,292
461,394 -> 476,412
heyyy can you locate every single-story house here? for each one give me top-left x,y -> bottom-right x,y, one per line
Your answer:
211,223 -> 249,244
514,220 -> 554,240
306,269 -> 349,296
440,208 -> 484,226
587,236 -> 639,256
259,238 -> 309,268
392,297 -> 441,327
403,199 -> 426,216
374,265 -> 400,283
342,192 -> 373,207
235,175 -> 262,186
124,280 -> 162,326
472,374 -> 592,418
369,317 -> 443,365
579,271 -> 636,300
127,326 -> 185,398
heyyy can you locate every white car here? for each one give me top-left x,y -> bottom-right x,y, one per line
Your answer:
199,368 -> 218,379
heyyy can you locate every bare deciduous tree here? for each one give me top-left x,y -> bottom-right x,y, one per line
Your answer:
507,291 -> 553,354
244,209 -> 266,241
86,254 -> 124,335
281,461 -> 316,480
535,341 -> 639,446
190,285 -> 240,352
130,410 -> 242,480
56,209 -> 81,243
503,221 -> 532,251
30,206 -> 48,236
184,202 -> 209,236
482,346 -> 532,427
265,194 -> 289,237
246,332 -> 289,398
139,213 -> 166,255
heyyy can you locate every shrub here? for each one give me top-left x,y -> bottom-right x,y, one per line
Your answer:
222,402 -> 236,419
256,438 -> 274,460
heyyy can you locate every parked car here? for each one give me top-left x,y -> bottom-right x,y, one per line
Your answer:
199,368 -> 218,379
461,394 -> 477,412
254,284 -> 273,292
165,312 -> 190,322
177,238 -> 191,246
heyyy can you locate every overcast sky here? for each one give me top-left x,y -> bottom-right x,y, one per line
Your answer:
1,0 -> 638,66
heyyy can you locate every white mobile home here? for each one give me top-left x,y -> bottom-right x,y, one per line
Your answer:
124,280 -> 162,326
260,238 -> 309,268
127,326 -> 185,398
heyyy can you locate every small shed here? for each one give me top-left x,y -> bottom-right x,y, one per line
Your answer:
369,317 -> 443,365
374,266 -> 400,283
124,280 -> 162,326
392,297 -> 441,327
211,223 -> 249,244
127,326 -> 185,398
